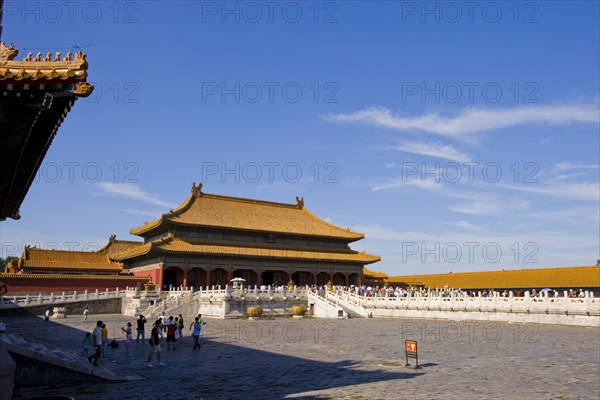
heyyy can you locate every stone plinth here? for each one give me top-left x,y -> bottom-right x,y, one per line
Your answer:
51,307 -> 67,319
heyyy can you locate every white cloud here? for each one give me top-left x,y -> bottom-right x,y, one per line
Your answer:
123,208 -> 164,218
371,176 -> 443,192
448,196 -> 530,216
391,141 -> 472,163
496,182 -> 599,202
92,183 -> 176,209
453,221 -> 482,231
553,162 -> 600,172
353,225 -> 436,241
326,104 -> 599,138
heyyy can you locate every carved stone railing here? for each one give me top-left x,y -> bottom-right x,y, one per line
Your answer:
332,289 -> 600,317
0,287 -> 128,309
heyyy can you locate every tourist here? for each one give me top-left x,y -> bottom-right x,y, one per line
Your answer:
190,316 -> 205,350
159,313 -> 167,332
83,307 -> 89,323
101,323 -> 108,358
82,332 -> 91,357
165,316 -> 177,350
44,309 -> 50,322
178,313 -> 184,341
88,321 -> 102,366
136,314 -> 147,343
121,322 -> 133,353
0,319 -> 6,339
146,320 -> 165,367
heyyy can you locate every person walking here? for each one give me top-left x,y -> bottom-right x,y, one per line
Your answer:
136,314 -> 147,344
165,316 -> 177,350
146,320 -> 165,368
44,309 -> 50,322
100,323 -> 108,358
82,332 -> 91,357
190,316 -> 205,350
121,322 -> 133,353
83,307 -> 89,324
88,321 -> 103,366
178,314 -> 184,341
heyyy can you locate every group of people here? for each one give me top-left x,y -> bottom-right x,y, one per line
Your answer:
145,314 -> 206,367
81,312 -> 207,368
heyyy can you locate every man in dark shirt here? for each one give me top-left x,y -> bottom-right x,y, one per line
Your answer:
136,314 -> 147,343
146,320 -> 165,367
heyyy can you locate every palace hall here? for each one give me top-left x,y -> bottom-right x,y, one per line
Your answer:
110,183 -> 381,288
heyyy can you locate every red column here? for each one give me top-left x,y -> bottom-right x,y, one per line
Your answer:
183,269 -> 188,288
205,269 -> 211,288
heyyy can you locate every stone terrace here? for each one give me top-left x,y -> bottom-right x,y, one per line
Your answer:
3,313 -> 599,399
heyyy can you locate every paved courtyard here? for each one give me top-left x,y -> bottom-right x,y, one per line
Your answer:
4,313 -> 599,399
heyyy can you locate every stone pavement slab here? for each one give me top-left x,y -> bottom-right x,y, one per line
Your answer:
3,313 -> 599,399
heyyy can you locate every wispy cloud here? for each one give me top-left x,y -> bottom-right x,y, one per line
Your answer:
518,206 -> 600,225
553,162 -> 600,172
371,176 -> 443,192
496,182 -> 599,202
353,225 -> 435,241
390,141 -> 472,163
123,208 -> 164,218
92,183 -> 176,209
326,104 -> 599,139
447,194 -> 530,216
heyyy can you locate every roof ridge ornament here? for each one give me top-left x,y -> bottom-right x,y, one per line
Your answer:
192,182 -> 203,196
295,196 -> 304,208
0,42 -> 18,61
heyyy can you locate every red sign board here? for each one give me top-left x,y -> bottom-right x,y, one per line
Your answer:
405,340 -> 417,353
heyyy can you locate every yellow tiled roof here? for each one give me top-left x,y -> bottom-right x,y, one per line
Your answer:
363,267 -> 389,278
98,235 -> 143,259
114,235 -> 380,264
387,265 -> 600,289
20,247 -> 122,272
130,184 -> 364,240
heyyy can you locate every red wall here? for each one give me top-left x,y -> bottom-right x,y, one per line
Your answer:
132,268 -> 162,287
0,276 -> 149,294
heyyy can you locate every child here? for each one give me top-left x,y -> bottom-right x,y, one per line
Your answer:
121,322 -> 133,352
83,332 -> 91,357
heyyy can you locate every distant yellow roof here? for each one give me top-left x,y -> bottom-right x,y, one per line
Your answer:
99,235 -> 143,259
363,267 -> 388,278
20,247 -> 122,272
388,265 -> 600,289
130,183 -> 364,241
114,235 -> 380,264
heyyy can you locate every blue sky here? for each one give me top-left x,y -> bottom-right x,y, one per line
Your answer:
1,1 -> 599,276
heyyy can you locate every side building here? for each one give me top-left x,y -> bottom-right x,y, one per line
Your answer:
113,184 -> 381,288
1,246 -> 148,293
